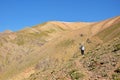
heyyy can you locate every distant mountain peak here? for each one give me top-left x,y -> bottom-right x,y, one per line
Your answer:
3,30 -> 12,33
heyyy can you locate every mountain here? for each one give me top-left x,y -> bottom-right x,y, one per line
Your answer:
0,16 -> 120,80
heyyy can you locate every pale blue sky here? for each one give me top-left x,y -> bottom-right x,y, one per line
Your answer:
0,0 -> 120,32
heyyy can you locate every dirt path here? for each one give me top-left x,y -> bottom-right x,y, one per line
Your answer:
74,57 -> 93,80
8,67 -> 35,80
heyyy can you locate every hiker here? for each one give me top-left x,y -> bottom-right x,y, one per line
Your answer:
80,45 -> 85,55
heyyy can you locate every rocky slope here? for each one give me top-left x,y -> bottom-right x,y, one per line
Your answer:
0,16 -> 120,80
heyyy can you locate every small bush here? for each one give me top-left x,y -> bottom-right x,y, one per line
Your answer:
115,44 -> 120,51
71,72 -> 84,80
69,69 -> 77,75
112,73 -> 120,80
69,69 -> 84,80
113,44 -> 120,52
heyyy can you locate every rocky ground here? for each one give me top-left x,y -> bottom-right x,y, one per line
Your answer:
0,16 -> 120,80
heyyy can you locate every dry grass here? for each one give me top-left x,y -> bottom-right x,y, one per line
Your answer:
0,16 -> 120,80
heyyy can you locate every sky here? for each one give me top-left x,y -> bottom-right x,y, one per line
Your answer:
0,0 -> 120,32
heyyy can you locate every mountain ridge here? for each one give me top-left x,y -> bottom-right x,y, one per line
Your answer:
0,16 -> 120,80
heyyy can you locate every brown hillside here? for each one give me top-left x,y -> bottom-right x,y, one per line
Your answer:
0,16 -> 120,80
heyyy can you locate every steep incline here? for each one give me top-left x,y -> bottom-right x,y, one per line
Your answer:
91,16 -> 120,36
0,16 -> 120,80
